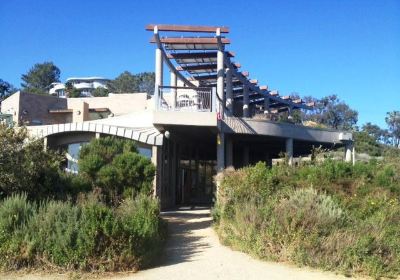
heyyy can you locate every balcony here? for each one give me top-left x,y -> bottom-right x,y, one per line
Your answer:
157,86 -> 214,112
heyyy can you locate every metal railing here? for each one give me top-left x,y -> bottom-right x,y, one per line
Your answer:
157,86 -> 213,112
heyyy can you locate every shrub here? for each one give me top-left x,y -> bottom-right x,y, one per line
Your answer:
0,193 -> 166,271
78,137 -> 155,203
275,188 -> 344,236
214,159 -> 400,278
0,125 -> 64,200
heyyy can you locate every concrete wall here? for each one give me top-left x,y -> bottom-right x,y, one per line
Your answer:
1,92 -> 150,126
0,92 -> 20,124
67,93 -> 149,116
1,92 -> 69,125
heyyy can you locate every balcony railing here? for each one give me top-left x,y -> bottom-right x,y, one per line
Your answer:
157,86 -> 214,112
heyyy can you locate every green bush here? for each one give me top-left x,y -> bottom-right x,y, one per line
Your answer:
0,193 -> 166,271
0,125 -> 65,200
78,137 -> 155,203
214,159 -> 400,278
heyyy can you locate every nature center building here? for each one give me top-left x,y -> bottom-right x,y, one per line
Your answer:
3,24 -> 354,209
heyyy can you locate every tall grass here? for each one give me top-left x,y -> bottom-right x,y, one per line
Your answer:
213,159 -> 400,278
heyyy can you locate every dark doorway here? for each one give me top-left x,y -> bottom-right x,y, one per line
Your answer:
175,143 -> 216,206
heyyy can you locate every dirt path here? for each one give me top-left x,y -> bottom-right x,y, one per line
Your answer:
1,207 -> 365,280
111,207 -> 362,280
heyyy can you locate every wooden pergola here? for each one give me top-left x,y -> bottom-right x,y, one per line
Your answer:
146,24 -> 313,117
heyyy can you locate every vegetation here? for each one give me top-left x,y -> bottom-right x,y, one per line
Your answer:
385,111 -> 400,147
64,81 -> 81,98
289,94 -> 358,130
92,87 -> 109,97
0,79 -> 17,101
0,126 -> 165,272
78,137 -> 155,203
0,124 -> 65,200
21,62 -> 60,95
214,159 -> 400,278
0,193 -> 166,271
108,71 -> 155,95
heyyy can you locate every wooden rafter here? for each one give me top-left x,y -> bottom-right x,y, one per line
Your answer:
166,51 -> 235,59
145,24 -> 229,33
150,36 -> 230,45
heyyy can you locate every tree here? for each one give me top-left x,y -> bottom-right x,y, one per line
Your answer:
303,95 -> 358,130
108,71 -> 138,93
108,71 -> 155,94
21,62 -> 60,95
385,111 -> 400,147
0,79 -> 17,100
0,124 -> 64,200
91,87 -> 109,97
78,137 -> 155,202
353,131 -> 383,156
137,72 -> 155,95
64,81 -> 81,98
361,122 -> 386,143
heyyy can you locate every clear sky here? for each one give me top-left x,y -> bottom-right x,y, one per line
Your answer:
1,0 -> 399,127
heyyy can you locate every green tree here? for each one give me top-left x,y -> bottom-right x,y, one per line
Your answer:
353,131 -> 383,156
302,95 -> 358,130
385,111 -> 400,147
137,72 -> 155,95
78,137 -> 155,202
0,124 -> 63,199
108,71 -> 155,94
0,79 -> 17,100
108,71 -> 138,93
64,81 -> 81,98
91,87 -> 109,97
21,62 -> 60,95
361,122 -> 386,143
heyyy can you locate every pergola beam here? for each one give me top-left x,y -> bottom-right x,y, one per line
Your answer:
146,24 -> 229,33
150,36 -> 230,45
166,51 -> 235,59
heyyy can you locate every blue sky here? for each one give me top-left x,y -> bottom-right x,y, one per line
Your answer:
1,0 -> 399,127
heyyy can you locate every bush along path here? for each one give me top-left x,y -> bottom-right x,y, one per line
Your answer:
0,193 -> 166,272
213,159 -> 400,279
1,207 -> 364,280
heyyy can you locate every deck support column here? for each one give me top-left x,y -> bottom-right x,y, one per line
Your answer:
226,68 -> 233,116
170,71 -> 177,109
243,145 -> 249,166
243,85 -> 250,118
217,132 -> 225,172
264,97 -> 270,114
216,29 -> 225,117
345,141 -> 354,164
43,136 -> 48,151
286,138 -> 293,166
151,145 -> 162,198
226,136 -> 233,167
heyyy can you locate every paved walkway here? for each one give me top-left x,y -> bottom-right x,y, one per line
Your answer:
1,207 -> 364,280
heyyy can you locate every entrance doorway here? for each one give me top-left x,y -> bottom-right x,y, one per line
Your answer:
175,144 -> 216,205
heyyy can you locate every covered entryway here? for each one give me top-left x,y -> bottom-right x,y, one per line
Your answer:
156,126 -> 217,209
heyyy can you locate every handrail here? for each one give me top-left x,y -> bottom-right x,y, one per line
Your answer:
159,85 -> 212,90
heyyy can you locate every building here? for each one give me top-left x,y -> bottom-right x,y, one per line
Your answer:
49,77 -> 109,97
1,91 -> 149,126
4,24 -> 354,209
